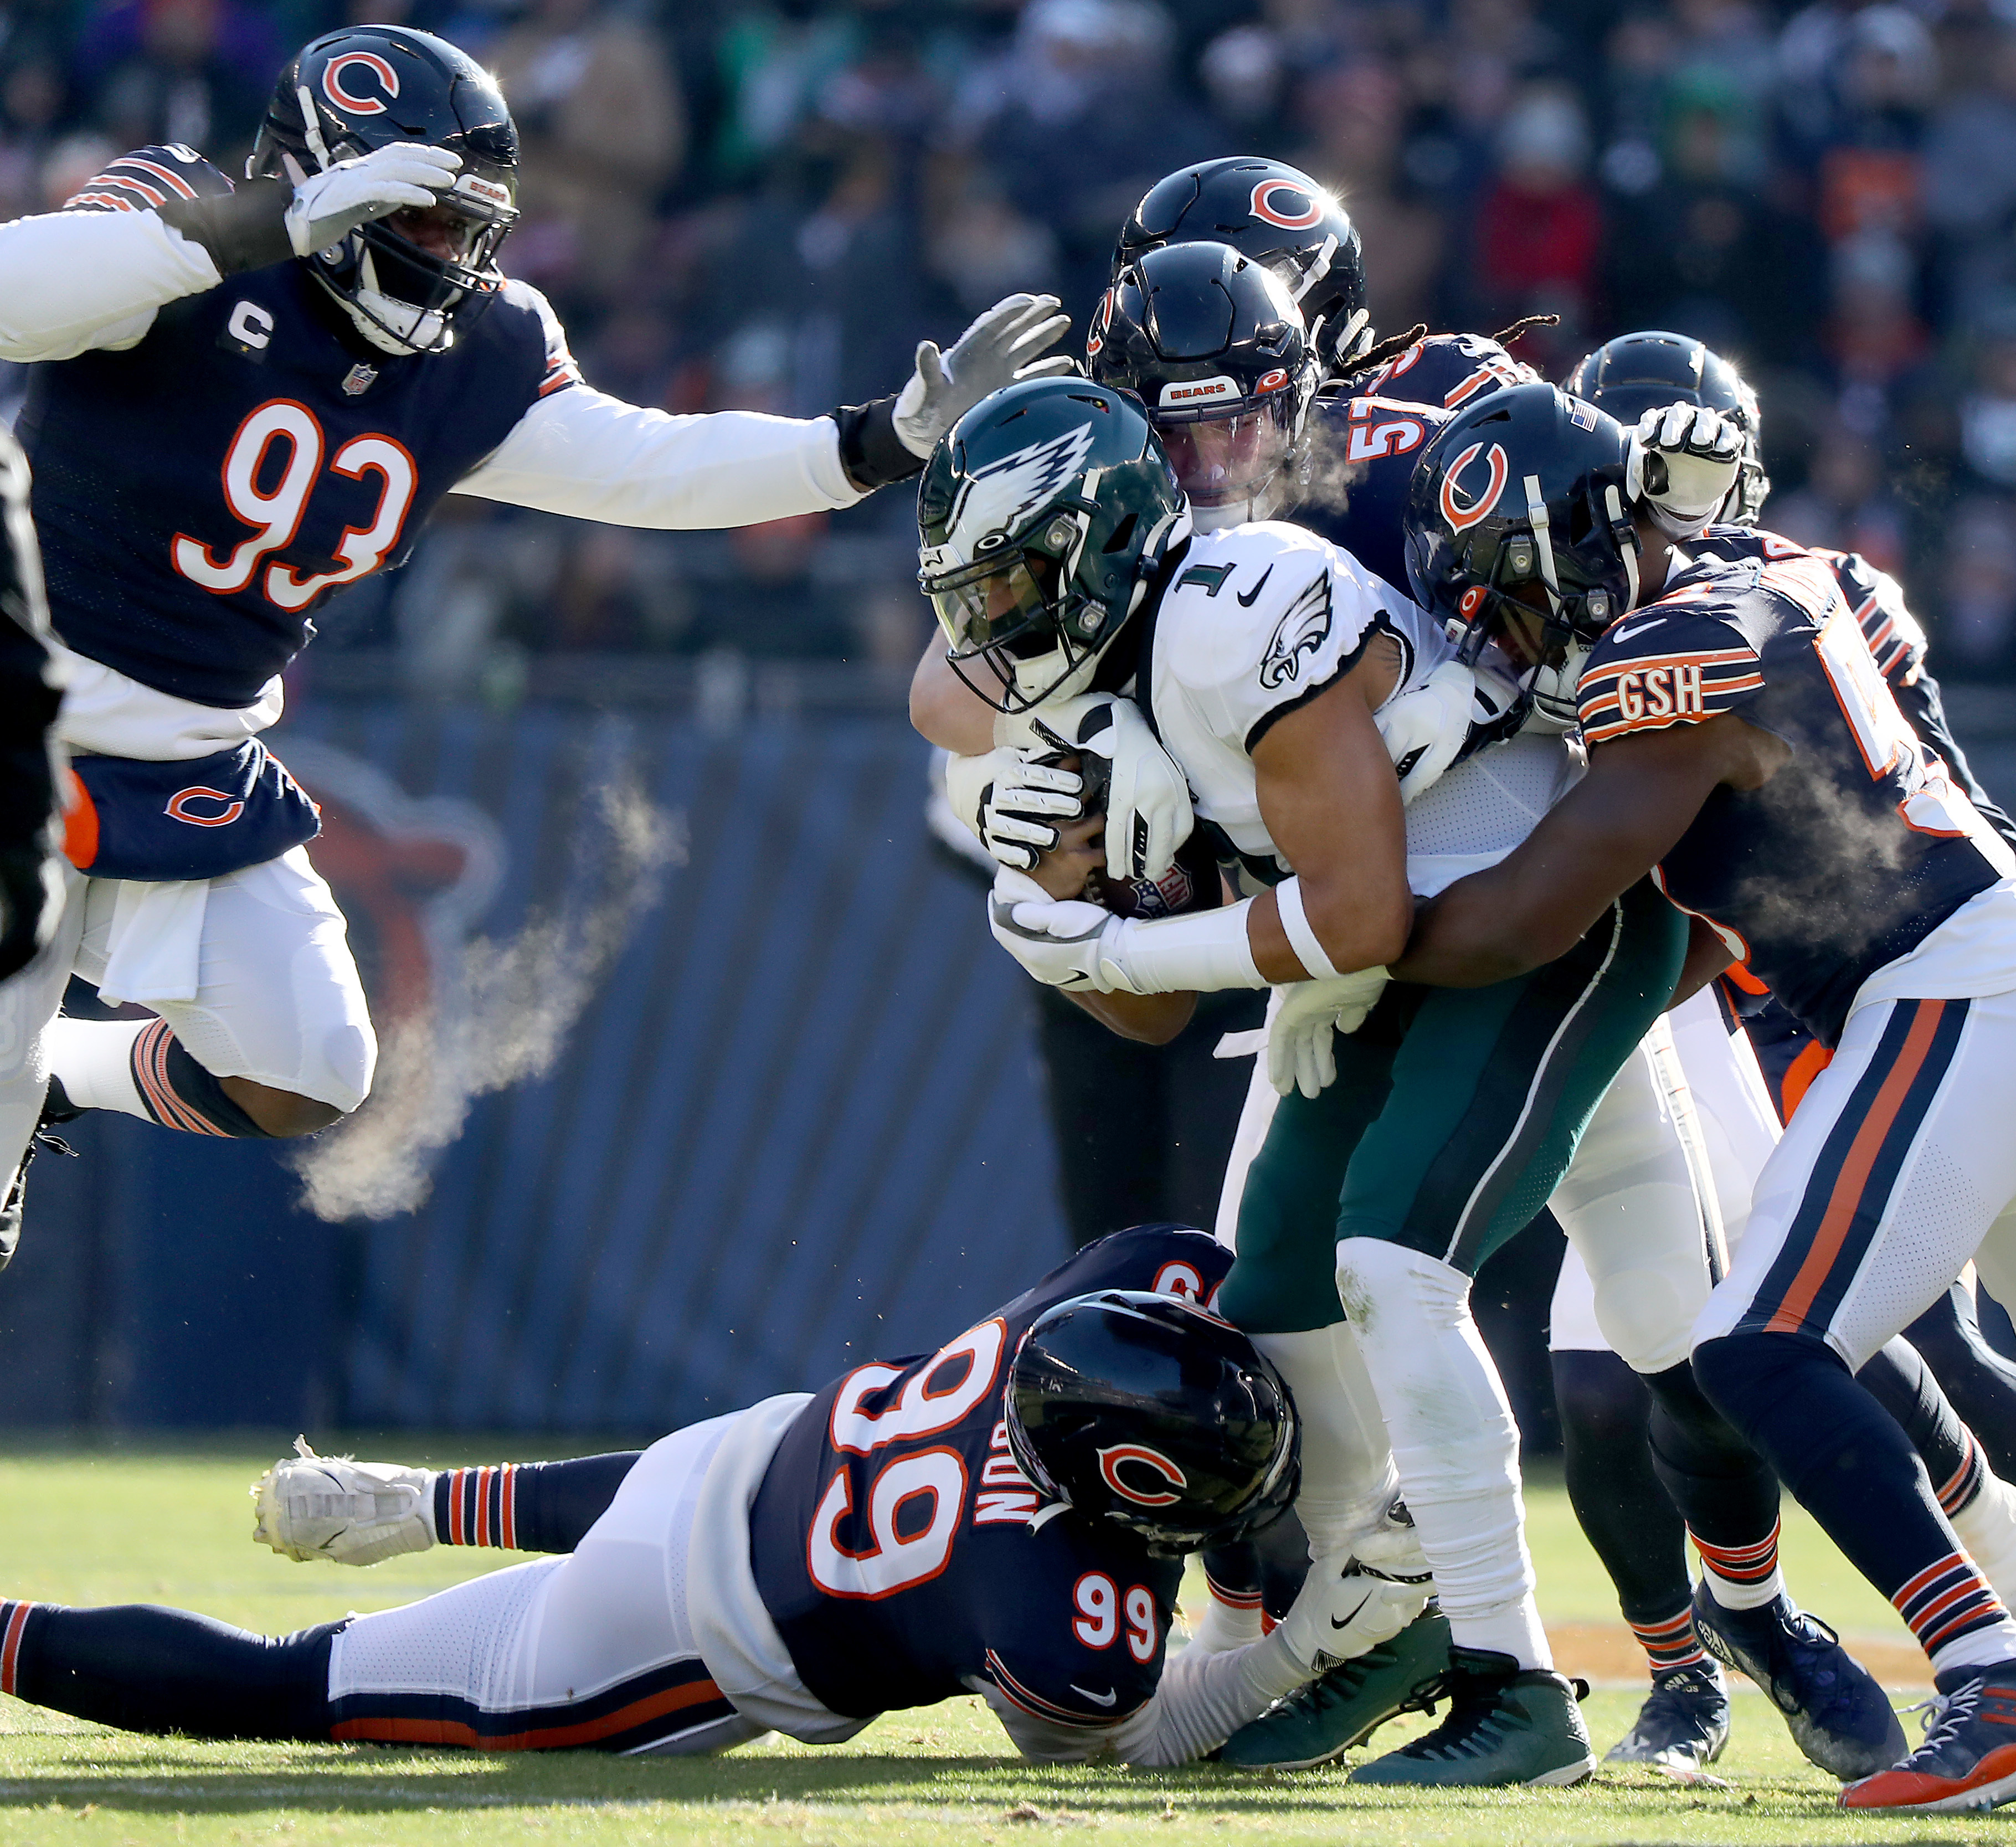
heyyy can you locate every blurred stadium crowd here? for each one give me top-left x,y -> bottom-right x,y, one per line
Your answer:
2,0 -> 2016,686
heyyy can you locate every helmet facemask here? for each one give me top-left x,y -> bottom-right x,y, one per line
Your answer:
1155,387 -> 1310,531
1449,469 -> 1640,729
924,504 -> 1112,713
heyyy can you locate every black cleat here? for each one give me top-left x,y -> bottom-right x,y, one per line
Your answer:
1604,1659 -> 1732,1778
0,1125 -> 75,1270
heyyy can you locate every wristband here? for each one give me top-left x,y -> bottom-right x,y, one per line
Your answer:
1275,876 -> 1340,980
832,397 -> 924,491
1102,898 -> 1264,995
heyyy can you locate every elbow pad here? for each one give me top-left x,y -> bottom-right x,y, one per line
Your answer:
832,396 -> 924,491
156,179 -> 293,278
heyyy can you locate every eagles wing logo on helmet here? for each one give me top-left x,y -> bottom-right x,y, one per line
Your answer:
1097,1443 -> 1187,1508
321,50 -> 400,115
946,423 -> 1099,559
1439,441 -> 1511,534
1258,572 -> 1334,690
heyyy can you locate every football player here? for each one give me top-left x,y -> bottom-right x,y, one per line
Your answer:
925,268 -> 1899,1783
1542,332 -> 2016,1775
0,1225 -> 1439,1767
0,24 -> 1071,1249
907,374 -> 1900,1788
0,425 -> 69,1262
1395,380 -> 2016,1813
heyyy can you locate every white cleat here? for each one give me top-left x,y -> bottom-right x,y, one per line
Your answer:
251,1436 -> 434,1566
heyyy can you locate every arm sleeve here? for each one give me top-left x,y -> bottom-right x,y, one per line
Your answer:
970,1629 -> 1309,1766
0,208 -> 219,362
452,385 -> 870,527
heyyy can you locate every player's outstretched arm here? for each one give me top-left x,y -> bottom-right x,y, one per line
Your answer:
1393,716 -> 1765,988
454,294 -> 1072,532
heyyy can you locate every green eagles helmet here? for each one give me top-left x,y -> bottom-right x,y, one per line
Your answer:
917,377 -> 1190,713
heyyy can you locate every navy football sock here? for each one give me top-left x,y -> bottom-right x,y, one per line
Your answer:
1695,1333 -> 2016,1669
433,1453 -> 641,1553
1905,1285 -> 2016,1481
128,1020 -> 274,1138
1553,1351 -> 1701,1656
1639,1358 -> 1784,1607
1858,1336 -> 1983,1516
0,1599 -> 339,1740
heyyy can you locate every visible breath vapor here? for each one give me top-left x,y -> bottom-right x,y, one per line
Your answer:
291,766 -> 684,1222
1296,410 -> 1361,519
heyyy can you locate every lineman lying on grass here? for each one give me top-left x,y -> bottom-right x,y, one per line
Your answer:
0,1226 -> 1438,1763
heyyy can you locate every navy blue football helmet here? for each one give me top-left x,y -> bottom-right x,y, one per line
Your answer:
1405,383 -> 1639,727
1005,1289 -> 1300,1555
254,27 -> 518,354
1115,158 -> 1369,368
1566,331 -> 1769,526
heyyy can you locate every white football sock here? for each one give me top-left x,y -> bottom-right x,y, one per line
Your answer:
1336,1237 -> 1552,1670
43,1016 -> 149,1119
1250,1324 -> 1399,1558
1952,1464 -> 2016,1612
1188,1584 -> 1265,1656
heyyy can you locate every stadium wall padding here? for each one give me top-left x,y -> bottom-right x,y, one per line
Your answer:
0,700 -> 1068,1432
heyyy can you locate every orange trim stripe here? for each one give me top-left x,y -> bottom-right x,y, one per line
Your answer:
330,1675 -> 726,1750
1,1601 -> 32,1695
500,1465 -> 516,1550
1765,1001 -> 1945,1334
1580,647 -> 1762,681
1779,1041 -> 1833,1121
446,1470 -> 465,1546
115,157 -> 198,199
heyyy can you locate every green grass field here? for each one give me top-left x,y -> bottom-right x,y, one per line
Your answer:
0,1444 -> 1983,1846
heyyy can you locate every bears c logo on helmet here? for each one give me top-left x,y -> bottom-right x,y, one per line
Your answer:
322,51 -> 400,116
1097,1443 -> 1187,1508
1249,180 -> 1323,231
1085,288 -> 1113,360
1439,441 -> 1511,534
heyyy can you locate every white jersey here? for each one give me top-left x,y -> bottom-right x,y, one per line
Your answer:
1141,521 -> 1575,897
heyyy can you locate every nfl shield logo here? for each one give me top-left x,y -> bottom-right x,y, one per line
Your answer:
341,363 -> 377,397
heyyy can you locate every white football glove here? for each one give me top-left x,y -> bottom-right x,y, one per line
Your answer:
1374,658 -> 1479,804
250,1437 -> 434,1566
1267,969 -> 1392,1099
943,747 -> 1086,872
892,294 -> 1076,459
1012,693 -> 1194,883
988,866 -> 1121,989
1275,1552 -> 1433,1675
1627,403 -> 1744,540
282,142 -> 462,259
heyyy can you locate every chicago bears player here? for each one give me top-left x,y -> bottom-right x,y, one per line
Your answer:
0,1226 -> 1438,1766
908,373 -> 1809,1786
1396,380 -> 2016,1812
1539,332 -> 2016,1776
0,23 -> 1070,1246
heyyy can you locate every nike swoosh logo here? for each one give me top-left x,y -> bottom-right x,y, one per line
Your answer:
1070,1685 -> 1118,1707
1330,1593 -> 1374,1631
1606,616 -> 1664,646
1237,565 -> 1274,607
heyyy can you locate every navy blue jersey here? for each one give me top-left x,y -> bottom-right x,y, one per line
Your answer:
749,1225 -> 1232,1728
1331,332 -> 1538,415
17,146 -> 579,706
1292,393 -> 1448,590
1578,549 -> 2008,1045
1691,527 -> 2016,850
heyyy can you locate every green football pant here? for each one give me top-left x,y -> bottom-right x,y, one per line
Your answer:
1221,878 -> 1687,1334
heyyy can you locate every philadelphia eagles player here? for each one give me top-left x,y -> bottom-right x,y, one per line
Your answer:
907,374 -> 1887,1787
